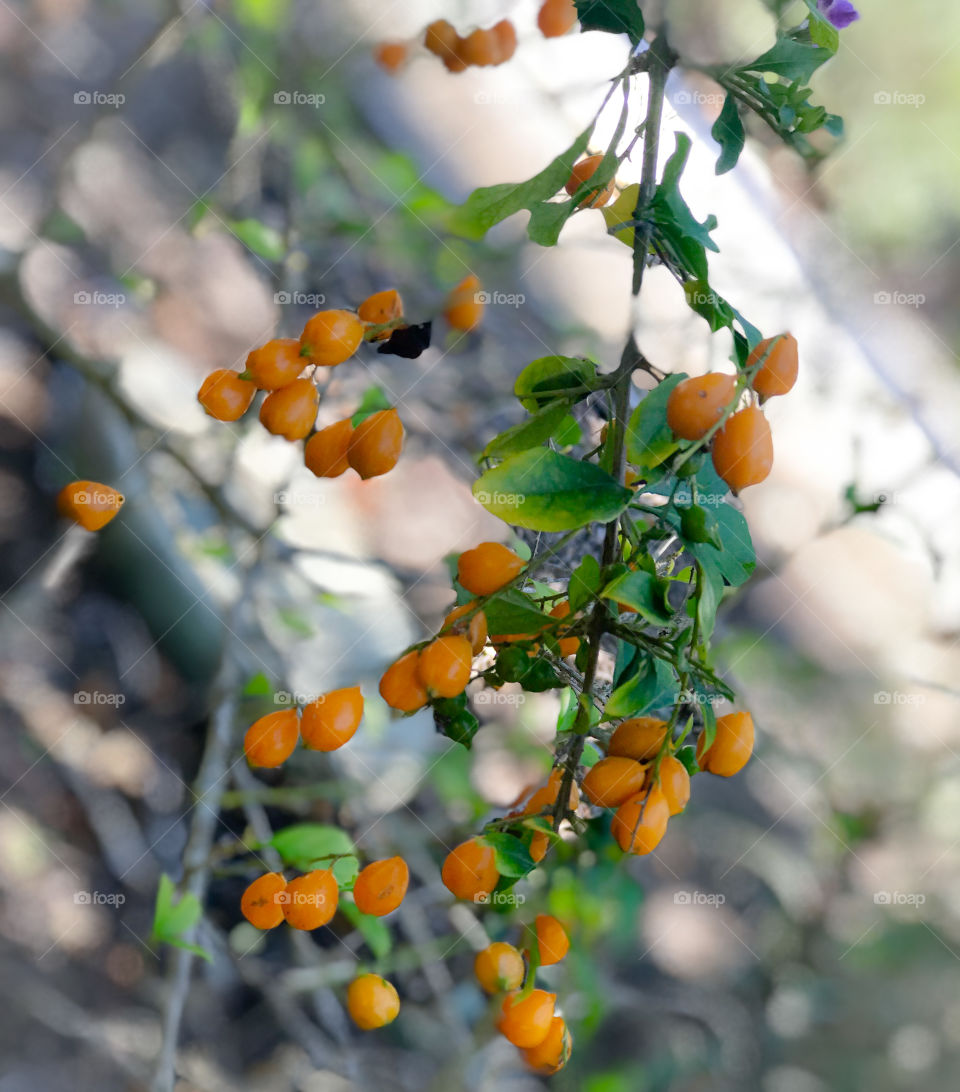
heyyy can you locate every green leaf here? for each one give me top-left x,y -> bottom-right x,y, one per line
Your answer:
227,217 -> 286,261
484,589 -> 553,640
649,134 -> 719,256
514,355 -> 599,412
556,687 -> 580,733
270,824 -> 356,871
474,450 -> 631,532
351,386 -> 392,425
600,570 -> 673,625
242,672 -> 273,697
527,197 -> 578,246
605,656 -> 677,719
675,745 -> 699,777
277,607 -> 313,637
625,373 -> 686,471
152,874 -> 213,963
433,694 -> 480,748
695,558 -> 723,640
575,0 -> 645,44
483,400 -> 576,459
568,555 -> 601,614
449,126 -> 592,241
679,505 -> 722,549
802,0 -> 840,52
483,832 -> 537,878
740,36 -> 832,83
690,504 -> 756,587
332,856 -> 360,887
712,93 -> 746,175
341,900 -> 393,959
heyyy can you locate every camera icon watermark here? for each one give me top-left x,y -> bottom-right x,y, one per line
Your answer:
73,90 -> 125,108
474,690 -> 526,707
274,690 -> 320,707
873,290 -> 925,308
873,90 -> 925,108
274,90 -> 326,108
474,290 -> 525,308
475,490 -> 526,506
675,90 -> 725,107
274,290 -> 326,307
74,890 -> 126,906
874,890 -> 925,906
674,890 -> 726,906
74,690 -> 126,707
74,290 -> 126,309
873,691 -> 925,706
474,890 -> 526,906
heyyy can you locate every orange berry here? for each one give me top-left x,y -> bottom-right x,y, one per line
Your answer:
611,787 -> 670,855
244,337 -> 304,390
474,941 -> 525,993
243,709 -> 300,768
533,913 -> 569,966
441,837 -> 499,901
666,373 -> 738,441
457,541 -> 525,596
444,274 -> 484,332
565,154 -> 615,208
56,480 -> 124,532
379,650 -> 428,714
346,973 -> 399,1029
696,711 -> 755,776
492,19 -> 518,63
241,872 -> 287,929
529,830 -> 550,862
304,418 -> 354,478
748,332 -> 799,398
521,1014 -> 572,1075
582,756 -> 647,808
424,19 -> 459,60
300,685 -> 364,751
607,717 -> 668,761
442,48 -> 470,73
373,41 -> 407,74
459,26 -> 500,66
197,369 -> 256,421
537,0 -> 578,38
657,754 -> 691,815
346,408 -> 404,480
417,634 -> 473,698
353,856 -> 409,917
444,602 -> 488,655
497,989 -> 557,1048
522,769 -> 579,816
711,404 -> 774,493
299,309 -> 364,367
549,600 -> 580,657
282,869 -> 339,930
358,288 -> 404,337
259,378 -> 318,441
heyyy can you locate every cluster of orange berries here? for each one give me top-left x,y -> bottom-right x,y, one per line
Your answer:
243,685 -> 364,768
56,479 -> 125,531
196,293 -> 408,481
473,914 -> 573,1075
242,856 -> 409,1030
374,1 -> 579,76
666,333 -> 799,493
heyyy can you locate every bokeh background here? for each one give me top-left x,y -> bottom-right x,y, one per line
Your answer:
2,1 -> 960,1090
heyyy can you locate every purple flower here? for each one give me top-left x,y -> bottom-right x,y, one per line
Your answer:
818,0 -> 860,28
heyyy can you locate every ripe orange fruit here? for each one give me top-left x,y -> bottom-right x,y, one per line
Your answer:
444,274 -> 484,332
243,709 -> 300,768
611,787 -> 670,855
657,754 -> 691,815
533,913 -> 569,966
459,27 -> 499,66
696,711 -> 754,776
346,408 -> 404,479
282,869 -> 339,930
299,309 -> 364,367
474,941 -> 525,993
666,373 -> 738,441
300,685 -> 364,751
444,602 -> 488,655
347,974 -> 400,1029
197,369 -> 256,421
711,404 -> 774,493
522,769 -> 579,816
241,872 -> 287,929
352,856 -> 409,917
607,717 -> 668,761
305,418 -> 354,478
529,830 -> 550,862
379,651 -> 428,713
537,0 -> 578,38
441,837 -> 499,901
417,635 -> 473,698
565,154 -> 615,208
373,41 -> 407,74
521,1014 -> 572,1075
57,480 -> 125,531
424,19 -> 460,61
497,989 -> 557,1048
582,756 -> 647,808
358,288 -> 404,336
457,541 -> 525,596
549,600 -> 580,657
259,378 -> 318,440
244,337 -> 304,390
748,333 -> 798,398
492,19 -> 518,63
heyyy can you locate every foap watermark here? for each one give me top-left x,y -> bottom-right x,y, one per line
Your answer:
873,290 -> 925,308
675,90 -> 725,107
475,890 -> 525,907
475,290 -> 525,309
274,490 -> 326,508
274,889 -> 331,907
474,690 -> 526,707
274,690 -> 320,707
74,890 -> 126,906
74,690 -> 126,707
274,90 -> 326,108
74,290 -> 126,309
674,890 -> 726,907
874,890 -> 926,907
275,290 -> 325,307
473,90 -> 518,106
874,90 -> 926,108
673,487 -> 727,508
675,690 -> 723,707
874,691 -> 926,706
74,90 -> 125,108
873,490 -> 903,506
475,490 -> 526,506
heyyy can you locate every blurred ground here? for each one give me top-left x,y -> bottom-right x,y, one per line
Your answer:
1,2 -> 960,1091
